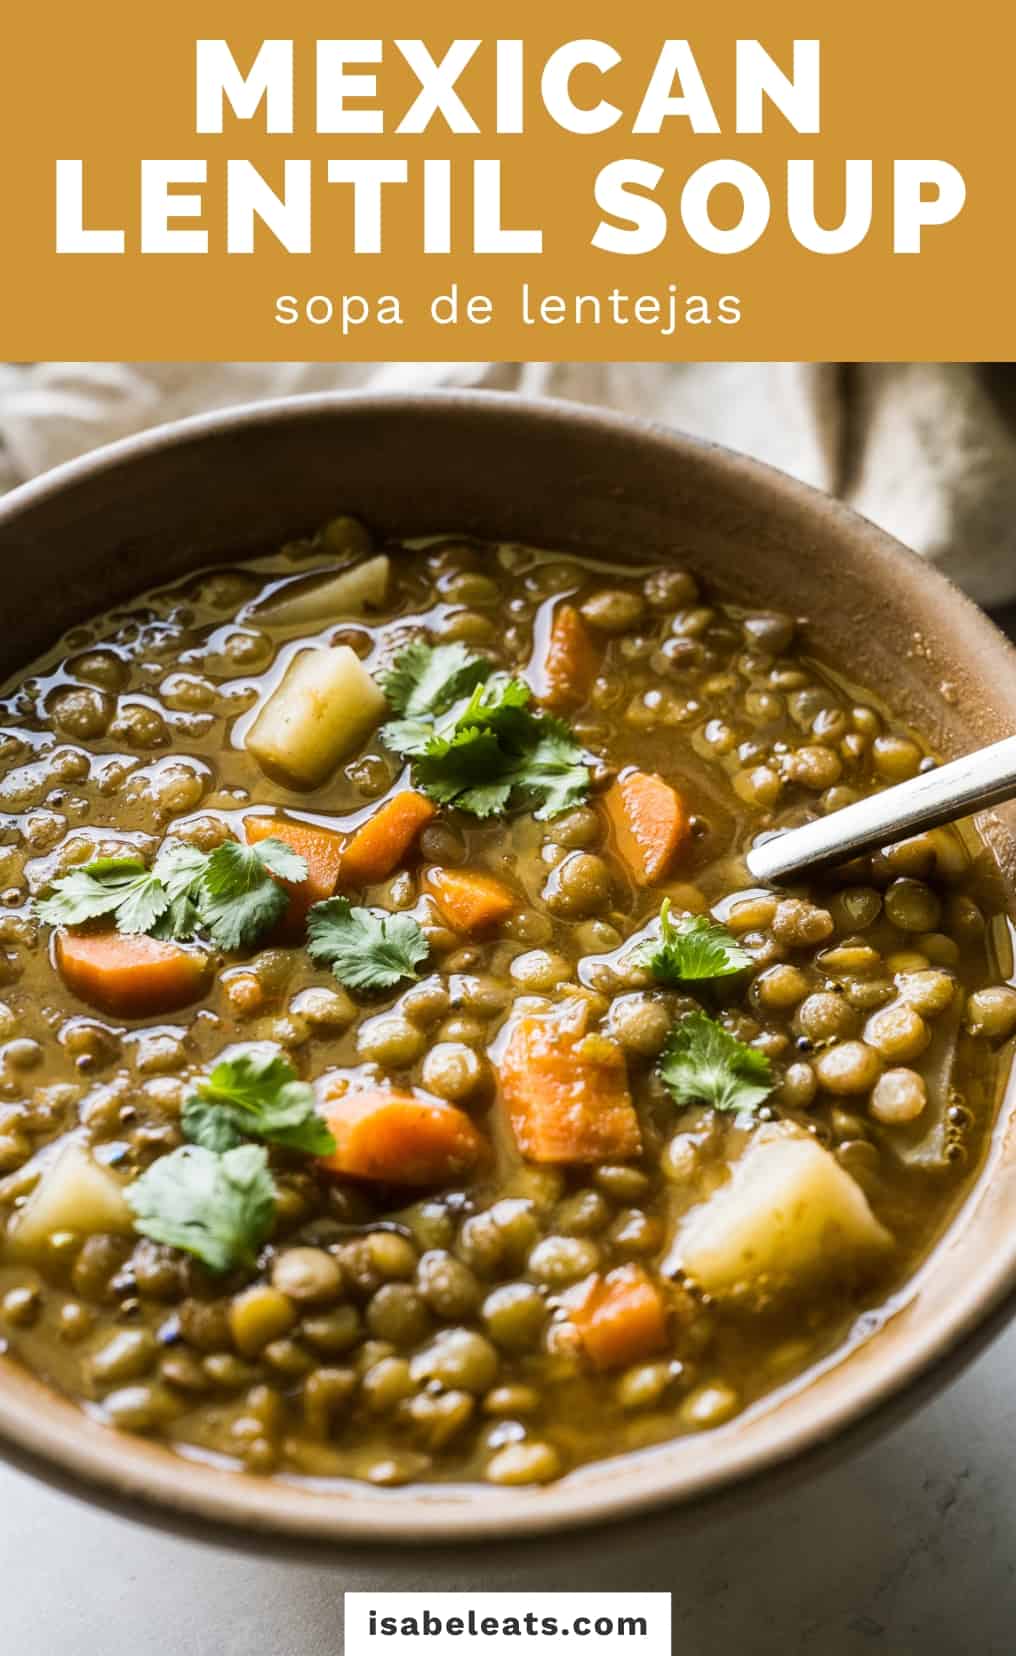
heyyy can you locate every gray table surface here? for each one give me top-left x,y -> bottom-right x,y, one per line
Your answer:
5,614 -> 1016,1656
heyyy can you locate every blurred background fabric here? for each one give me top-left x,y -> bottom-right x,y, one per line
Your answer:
0,361 -> 1014,606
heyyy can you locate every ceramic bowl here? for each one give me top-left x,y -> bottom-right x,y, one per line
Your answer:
0,391 -> 1014,1543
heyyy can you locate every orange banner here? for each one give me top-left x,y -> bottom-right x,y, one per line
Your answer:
2,0 -> 1011,360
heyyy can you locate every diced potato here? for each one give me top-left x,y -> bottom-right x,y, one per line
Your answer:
8,1137 -> 134,1256
257,556 -> 390,627
673,1124 -> 891,1298
246,645 -> 386,788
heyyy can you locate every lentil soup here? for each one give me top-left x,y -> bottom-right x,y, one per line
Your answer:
0,517 -> 1011,1492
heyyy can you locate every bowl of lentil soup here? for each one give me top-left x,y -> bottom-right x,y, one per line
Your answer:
0,391 -> 1015,1543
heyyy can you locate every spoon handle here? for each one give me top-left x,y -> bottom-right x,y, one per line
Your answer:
745,734 -> 1016,884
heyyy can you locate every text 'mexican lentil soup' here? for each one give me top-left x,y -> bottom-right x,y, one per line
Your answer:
0,517 -> 1012,1490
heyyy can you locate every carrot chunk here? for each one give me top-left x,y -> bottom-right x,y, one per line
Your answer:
538,604 -> 599,711
423,866 -> 515,935
499,1004 -> 642,1165
56,930 -> 209,1019
564,1265 -> 668,1370
318,1088 -> 486,1185
245,814 -> 345,931
604,770 -> 691,885
339,791 -> 436,887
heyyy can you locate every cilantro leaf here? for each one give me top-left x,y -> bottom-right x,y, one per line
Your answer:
382,652 -> 591,821
439,775 -> 515,819
377,716 -> 437,760
450,675 -> 535,742
182,1047 -> 335,1156
112,873 -> 171,937
148,840 -> 210,941
307,896 -> 429,991
34,861 -> 135,927
180,1100 -> 245,1153
412,725 -> 514,816
637,900 -> 753,986
154,839 -> 210,900
125,1143 -> 276,1273
35,857 -> 169,935
507,721 -> 591,821
380,639 -> 491,718
197,838 -> 307,951
250,837 -> 307,883
659,1010 -> 775,1116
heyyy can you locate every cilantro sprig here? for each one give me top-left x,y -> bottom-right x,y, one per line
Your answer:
380,641 -> 590,821
35,856 -> 171,937
307,896 -> 429,992
197,838 -> 304,951
34,835 -> 307,953
658,1010 -> 775,1116
636,900 -> 753,986
380,639 -> 490,722
125,1143 -> 276,1273
182,1047 -> 335,1157
147,841 -> 213,941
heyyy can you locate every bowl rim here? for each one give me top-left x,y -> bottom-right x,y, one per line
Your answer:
1,385 -> 1015,1545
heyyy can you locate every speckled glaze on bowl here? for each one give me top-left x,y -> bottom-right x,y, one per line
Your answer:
0,390 -> 1014,1545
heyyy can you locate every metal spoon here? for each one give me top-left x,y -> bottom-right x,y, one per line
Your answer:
745,735 -> 1016,884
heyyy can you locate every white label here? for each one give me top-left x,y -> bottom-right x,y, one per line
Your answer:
345,1594 -> 672,1656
